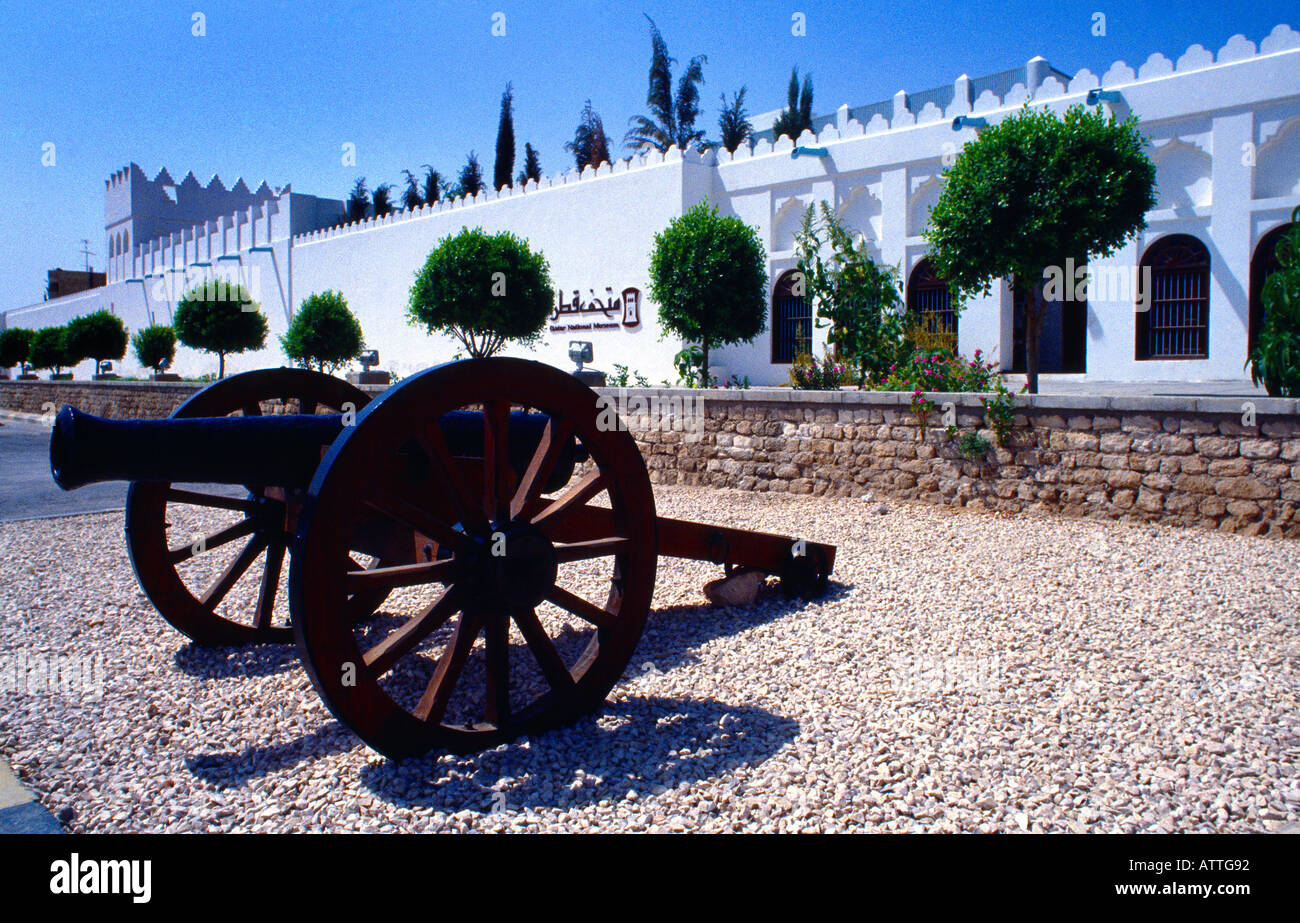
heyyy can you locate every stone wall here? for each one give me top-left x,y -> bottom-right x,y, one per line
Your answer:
0,380 -> 204,419
603,388 -> 1300,539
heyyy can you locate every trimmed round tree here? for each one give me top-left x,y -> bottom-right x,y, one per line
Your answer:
132,324 -> 177,375
408,227 -> 552,358
649,199 -> 768,386
65,309 -> 128,376
1,327 -> 34,373
1249,206 -> 1300,397
925,104 -> 1156,393
281,290 -> 365,373
28,326 -> 73,376
173,284 -> 268,378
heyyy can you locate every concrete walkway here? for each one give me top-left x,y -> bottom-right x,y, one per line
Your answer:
0,757 -> 63,833
999,375 -> 1269,398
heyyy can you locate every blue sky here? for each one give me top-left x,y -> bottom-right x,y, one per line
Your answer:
0,0 -> 1292,310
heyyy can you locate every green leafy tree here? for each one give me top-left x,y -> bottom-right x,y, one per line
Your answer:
494,83 -> 516,191
457,152 -> 484,198
173,283 -> 268,378
771,67 -> 813,141
517,142 -> 542,185
408,227 -> 553,358
132,324 -> 177,374
716,87 -> 753,153
925,103 -> 1156,393
344,177 -> 369,224
1249,206 -> 1300,396
624,15 -> 707,153
65,309 -> 129,375
649,200 -> 768,386
281,290 -> 365,373
795,202 -> 905,387
401,170 -> 424,210
421,165 -> 443,204
28,326 -> 73,376
566,100 -> 611,171
371,183 -> 395,218
0,327 -> 34,372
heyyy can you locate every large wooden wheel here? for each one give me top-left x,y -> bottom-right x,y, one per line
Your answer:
291,358 -> 658,758
125,368 -> 381,646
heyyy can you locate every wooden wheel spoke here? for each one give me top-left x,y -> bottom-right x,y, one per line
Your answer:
255,541 -> 286,630
545,585 -> 615,630
168,516 -> 260,563
413,608 -> 482,724
511,607 -> 575,693
199,536 -> 267,609
345,558 -> 460,594
362,486 -> 471,554
483,400 -> 511,523
164,487 -> 258,514
416,421 -> 490,535
484,613 -> 510,726
531,469 -> 608,530
509,417 -> 574,519
362,585 -> 464,677
554,535 -> 631,564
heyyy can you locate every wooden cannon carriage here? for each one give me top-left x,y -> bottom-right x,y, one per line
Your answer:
51,358 -> 835,758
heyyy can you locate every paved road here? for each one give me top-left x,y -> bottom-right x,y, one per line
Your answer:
0,419 -> 125,522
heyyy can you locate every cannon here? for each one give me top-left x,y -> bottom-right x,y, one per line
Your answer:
52,358 -> 835,758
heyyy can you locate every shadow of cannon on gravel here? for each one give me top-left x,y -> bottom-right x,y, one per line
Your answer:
185,719 -> 359,786
357,694 -> 800,815
172,641 -> 301,679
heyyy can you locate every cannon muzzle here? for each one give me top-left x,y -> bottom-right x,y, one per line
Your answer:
51,406 -> 585,492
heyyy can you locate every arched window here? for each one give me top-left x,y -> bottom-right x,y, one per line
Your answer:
771,269 -> 812,363
1250,222 -> 1295,353
907,258 -> 957,344
122,229 -> 129,258
1135,234 -> 1210,360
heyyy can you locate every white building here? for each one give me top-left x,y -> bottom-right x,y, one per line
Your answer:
4,23 -> 1299,387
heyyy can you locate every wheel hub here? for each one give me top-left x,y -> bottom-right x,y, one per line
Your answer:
462,522 -> 557,610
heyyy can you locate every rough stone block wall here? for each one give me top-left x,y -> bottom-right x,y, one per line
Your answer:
0,380 -> 204,419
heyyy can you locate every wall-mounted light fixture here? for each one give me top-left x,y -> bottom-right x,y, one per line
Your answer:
791,146 -> 829,159
1086,88 -> 1123,107
951,115 -> 987,131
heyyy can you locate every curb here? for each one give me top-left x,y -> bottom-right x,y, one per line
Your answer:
0,410 -> 52,426
0,757 -> 63,834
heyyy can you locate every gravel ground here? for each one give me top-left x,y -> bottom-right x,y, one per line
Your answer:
2,485 -> 1298,833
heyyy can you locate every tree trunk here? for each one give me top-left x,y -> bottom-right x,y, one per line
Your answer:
219,351 -> 226,379
1025,283 -> 1044,395
700,339 -> 710,388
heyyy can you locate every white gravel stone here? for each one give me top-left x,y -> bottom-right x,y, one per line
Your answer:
1,486 -> 1298,832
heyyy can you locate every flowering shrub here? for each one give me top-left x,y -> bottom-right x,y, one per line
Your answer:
879,348 -> 999,394
789,351 -> 853,390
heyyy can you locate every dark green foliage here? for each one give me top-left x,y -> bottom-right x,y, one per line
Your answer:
407,227 -> 553,358
926,104 -> 1156,392
281,290 -> 365,373
517,143 -> 542,185
1249,206 -> 1300,396
65,309 -> 129,373
717,87 -> 753,153
28,326 -> 73,374
649,200 -> 768,385
457,152 -> 484,198
371,183 -> 394,218
1,327 -> 34,370
132,324 -> 177,373
624,15 -> 707,153
173,283 -> 268,378
795,202 -> 905,387
771,67 -> 813,141
401,170 -> 423,210
566,101 -> 611,171
494,83 -> 516,191
344,177 -> 369,224
421,165 -> 443,204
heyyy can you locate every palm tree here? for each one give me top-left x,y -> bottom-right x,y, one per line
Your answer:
566,101 -> 611,171
457,152 -> 484,198
371,183 -> 395,217
494,83 -> 516,191
401,170 -> 423,210
421,165 -> 443,204
717,87 -> 753,153
517,142 -> 543,185
624,15 -> 707,153
344,177 -> 369,224
771,67 -> 814,141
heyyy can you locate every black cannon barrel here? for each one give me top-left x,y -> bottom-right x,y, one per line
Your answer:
52,406 -> 586,493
